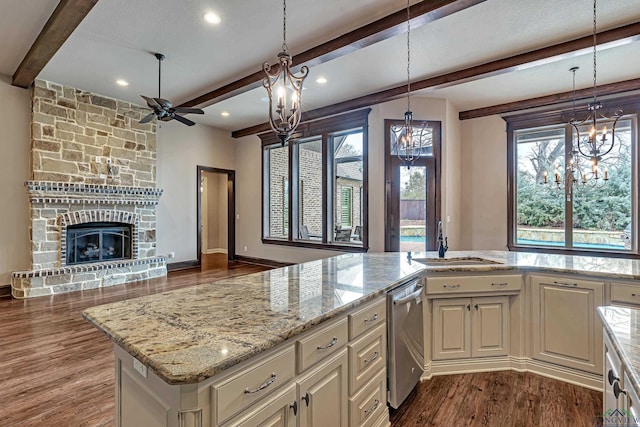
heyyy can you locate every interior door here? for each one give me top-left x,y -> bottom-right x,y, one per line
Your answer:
384,119 -> 441,252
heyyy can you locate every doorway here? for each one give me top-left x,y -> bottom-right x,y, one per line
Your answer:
196,166 -> 235,265
384,119 -> 441,252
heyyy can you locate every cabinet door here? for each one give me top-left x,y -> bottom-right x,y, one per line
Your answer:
233,384 -> 297,427
471,296 -> 509,358
432,298 -> 471,360
531,275 -> 603,374
297,349 -> 348,427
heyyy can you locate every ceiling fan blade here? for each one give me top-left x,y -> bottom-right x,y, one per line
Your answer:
172,114 -> 196,126
141,95 -> 160,108
156,98 -> 173,109
139,113 -> 156,124
173,107 -> 204,115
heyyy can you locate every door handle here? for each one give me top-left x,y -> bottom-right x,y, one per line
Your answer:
393,286 -> 424,305
466,304 -> 471,311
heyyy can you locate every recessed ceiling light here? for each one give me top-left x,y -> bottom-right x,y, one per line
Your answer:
221,111 -> 230,117
116,79 -> 129,87
203,12 -> 221,24
316,77 -> 328,84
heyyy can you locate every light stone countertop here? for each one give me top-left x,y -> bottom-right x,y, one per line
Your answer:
83,250 -> 640,385
598,306 -> 640,397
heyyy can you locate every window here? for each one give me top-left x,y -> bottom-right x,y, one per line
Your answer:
507,100 -> 638,256
261,109 -> 370,251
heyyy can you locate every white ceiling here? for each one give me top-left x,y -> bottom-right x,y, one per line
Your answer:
4,0 -> 640,132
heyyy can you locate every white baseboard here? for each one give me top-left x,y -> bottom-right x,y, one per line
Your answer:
421,356 -> 602,391
203,248 -> 228,254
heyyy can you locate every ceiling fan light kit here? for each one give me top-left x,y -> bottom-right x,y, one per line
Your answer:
139,53 -> 204,126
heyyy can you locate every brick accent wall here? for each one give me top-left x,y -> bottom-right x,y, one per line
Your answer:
31,80 -> 156,187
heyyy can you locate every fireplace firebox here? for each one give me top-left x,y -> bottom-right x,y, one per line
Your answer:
66,222 -> 132,265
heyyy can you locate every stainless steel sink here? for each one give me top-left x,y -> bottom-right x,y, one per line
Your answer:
411,257 -> 502,266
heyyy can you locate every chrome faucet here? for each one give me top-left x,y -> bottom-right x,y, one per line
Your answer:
437,221 -> 448,258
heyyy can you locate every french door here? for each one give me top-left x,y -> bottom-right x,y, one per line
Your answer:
384,119 -> 441,252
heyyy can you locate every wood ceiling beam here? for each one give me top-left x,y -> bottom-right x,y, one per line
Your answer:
179,0 -> 487,108
12,0 -> 99,88
231,21 -> 640,138
459,78 -> 640,120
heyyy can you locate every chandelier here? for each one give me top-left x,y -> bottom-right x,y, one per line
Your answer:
567,0 -> 622,176
262,0 -> 308,145
392,0 -> 426,169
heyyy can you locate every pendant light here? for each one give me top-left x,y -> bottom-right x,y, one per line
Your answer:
262,0 -> 309,145
392,0 -> 425,169
568,0 -> 622,170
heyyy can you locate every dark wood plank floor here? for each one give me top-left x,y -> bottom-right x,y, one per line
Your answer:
390,371 -> 603,427
1,254 -> 603,426
0,254 -> 271,427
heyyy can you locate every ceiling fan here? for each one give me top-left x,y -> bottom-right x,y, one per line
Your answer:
139,53 -> 204,126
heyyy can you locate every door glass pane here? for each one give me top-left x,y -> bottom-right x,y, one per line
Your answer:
298,138 -> 323,241
515,127 -> 566,246
266,145 -> 289,239
573,119 -> 633,251
333,131 -> 363,245
400,166 -> 426,252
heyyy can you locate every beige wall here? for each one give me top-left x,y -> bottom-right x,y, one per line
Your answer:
0,75 -> 31,285
156,122 -> 235,262
235,96 -> 463,263
460,115 -> 508,250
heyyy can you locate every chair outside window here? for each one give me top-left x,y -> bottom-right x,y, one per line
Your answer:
300,225 -> 310,240
353,226 -> 362,241
335,228 -> 352,242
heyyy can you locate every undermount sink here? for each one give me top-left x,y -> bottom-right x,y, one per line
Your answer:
411,256 -> 502,266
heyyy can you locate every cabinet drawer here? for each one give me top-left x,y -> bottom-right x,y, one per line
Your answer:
297,318 -> 348,373
611,283 -> 640,306
348,323 -> 386,394
349,369 -> 386,427
213,346 -> 295,425
426,274 -> 521,294
349,298 -> 386,340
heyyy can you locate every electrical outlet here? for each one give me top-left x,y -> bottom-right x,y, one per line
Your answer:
243,246 -> 248,252
133,358 -> 148,378
236,213 -> 240,220
168,252 -> 175,259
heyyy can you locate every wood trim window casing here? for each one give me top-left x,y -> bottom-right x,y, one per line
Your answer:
260,109 -> 371,252
505,95 -> 640,259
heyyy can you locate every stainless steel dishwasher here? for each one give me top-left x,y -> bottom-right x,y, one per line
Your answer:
387,278 -> 424,409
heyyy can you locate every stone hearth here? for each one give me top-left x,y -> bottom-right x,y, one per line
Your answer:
11,182 -> 166,298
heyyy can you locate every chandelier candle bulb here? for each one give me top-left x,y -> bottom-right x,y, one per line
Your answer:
543,171 -> 548,184
604,168 -> 609,181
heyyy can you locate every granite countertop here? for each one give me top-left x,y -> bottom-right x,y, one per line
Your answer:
83,250 -> 640,385
598,306 -> 640,397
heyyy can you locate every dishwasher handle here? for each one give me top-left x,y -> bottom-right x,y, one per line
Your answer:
393,286 -> 424,305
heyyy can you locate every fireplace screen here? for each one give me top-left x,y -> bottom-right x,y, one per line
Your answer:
66,222 -> 132,265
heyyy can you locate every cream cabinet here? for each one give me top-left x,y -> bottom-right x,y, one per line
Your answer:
432,296 -> 509,360
531,275 -> 603,374
297,349 -> 348,427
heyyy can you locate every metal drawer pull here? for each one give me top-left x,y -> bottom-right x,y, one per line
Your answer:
491,282 -> 508,287
364,399 -> 380,416
317,337 -> 338,350
364,313 -> 379,323
614,381 -> 627,399
608,369 -> 620,385
290,400 -> 298,416
443,284 -> 460,289
244,373 -> 276,394
552,281 -> 578,287
301,392 -> 310,407
364,352 -> 380,364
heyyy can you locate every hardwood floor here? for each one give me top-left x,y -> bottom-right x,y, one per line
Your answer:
390,371 -> 603,427
1,256 -> 603,426
0,255 -> 271,427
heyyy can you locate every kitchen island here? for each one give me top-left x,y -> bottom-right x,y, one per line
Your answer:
83,250 -> 640,427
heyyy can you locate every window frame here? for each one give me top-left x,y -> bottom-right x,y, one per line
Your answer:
506,95 -> 640,258
260,109 -> 370,252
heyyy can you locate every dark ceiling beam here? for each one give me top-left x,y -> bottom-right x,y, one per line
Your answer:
232,21 -> 640,138
180,0 -> 487,108
12,0 -> 99,88
459,78 -> 640,120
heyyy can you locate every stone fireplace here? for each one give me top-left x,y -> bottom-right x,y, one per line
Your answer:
11,80 -> 167,298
